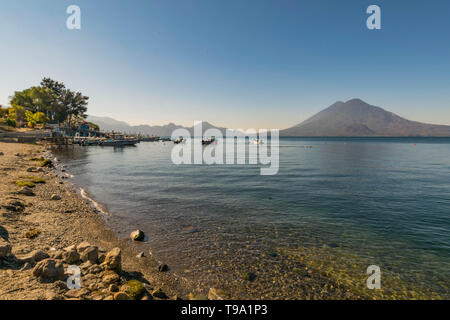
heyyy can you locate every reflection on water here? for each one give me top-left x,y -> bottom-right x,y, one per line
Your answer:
55,137 -> 450,299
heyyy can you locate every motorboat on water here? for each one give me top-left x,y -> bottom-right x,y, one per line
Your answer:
250,138 -> 263,145
99,134 -> 139,147
100,139 -> 138,146
202,137 -> 216,145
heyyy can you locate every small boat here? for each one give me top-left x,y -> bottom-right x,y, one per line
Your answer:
100,139 -> 138,147
202,137 -> 216,145
99,134 -> 139,147
250,138 -> 263,145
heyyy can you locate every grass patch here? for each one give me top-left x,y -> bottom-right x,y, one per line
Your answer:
40,159 -> 53,168
24,229 -> 41,239
124,280 -> 145,300
15,180 -> 36,188
19,176 -> 46,184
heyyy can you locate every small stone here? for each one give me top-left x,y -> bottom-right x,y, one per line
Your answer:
50,194 -> 61,201
98,253 -> 106,264
136,252 -> 145,258
17,187 -> 35,196
113,292 -> 132,300
130,230 -> 145,241
80,246 -> 98,264
102,271 -> 120,285
64,245 -> 76,252
32,259 -> 65,281
87,264 -> 102,274
65,288 -> 90,299
157,264 -> 169,272
62,250 -> 80,264
76,241 -> 91,253
3,200 -> 25,212
27,167 -> 37,172
80,261 -> 93,269
101,247 -> 121,273
109,284 -> 119,292
49,250 -> 63,260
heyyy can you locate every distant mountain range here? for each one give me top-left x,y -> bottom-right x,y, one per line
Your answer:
86,115 -> 232,137
88,99 -> 450,137
280,99 -> 450,137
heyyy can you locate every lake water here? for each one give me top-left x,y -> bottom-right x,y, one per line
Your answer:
54,137 -> 450,299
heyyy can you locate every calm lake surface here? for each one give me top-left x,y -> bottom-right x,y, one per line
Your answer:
55,137 -> 450,299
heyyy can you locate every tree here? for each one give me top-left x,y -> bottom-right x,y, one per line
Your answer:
10,87 -> 54,115
33,112 -> 49,126
9,78 -> 89,126
25,110 -> 36,128
0,106 -> 7,118
9,105 -> 26,125
40,78 -> 89,124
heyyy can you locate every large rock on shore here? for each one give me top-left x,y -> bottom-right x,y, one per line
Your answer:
76,241 -> 91,253
32,259 -> 65,281
62,250 -> 80,264
81,246 -> 98,264
0,239 -> 11,258
101,247 -> 122,273
130,230 -> 145,241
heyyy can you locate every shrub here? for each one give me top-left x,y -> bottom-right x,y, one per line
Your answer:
5,118 -> 16,127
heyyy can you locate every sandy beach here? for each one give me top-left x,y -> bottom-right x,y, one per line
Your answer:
0,141 -> 193,300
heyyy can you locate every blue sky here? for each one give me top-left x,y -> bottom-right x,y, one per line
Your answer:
0,0 -> 449,129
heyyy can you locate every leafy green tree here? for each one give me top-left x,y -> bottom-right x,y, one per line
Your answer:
33,112 -> 49,125
25,110 -> 36,127
40,77 -> 89,124
9,78 -> 89,126
10,87 -> 54,115
9,105 -> 26,124
0,106 -> 8,118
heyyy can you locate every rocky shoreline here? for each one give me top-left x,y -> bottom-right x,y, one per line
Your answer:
0,141 -> 209,300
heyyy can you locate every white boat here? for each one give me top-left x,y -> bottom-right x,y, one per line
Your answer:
250,138 -> 263,145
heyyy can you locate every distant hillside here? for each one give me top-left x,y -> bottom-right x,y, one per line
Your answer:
86,115 -> 234,136
280,99 -> 450,137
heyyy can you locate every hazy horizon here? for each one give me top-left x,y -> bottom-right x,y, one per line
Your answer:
1,1 -> 450,129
